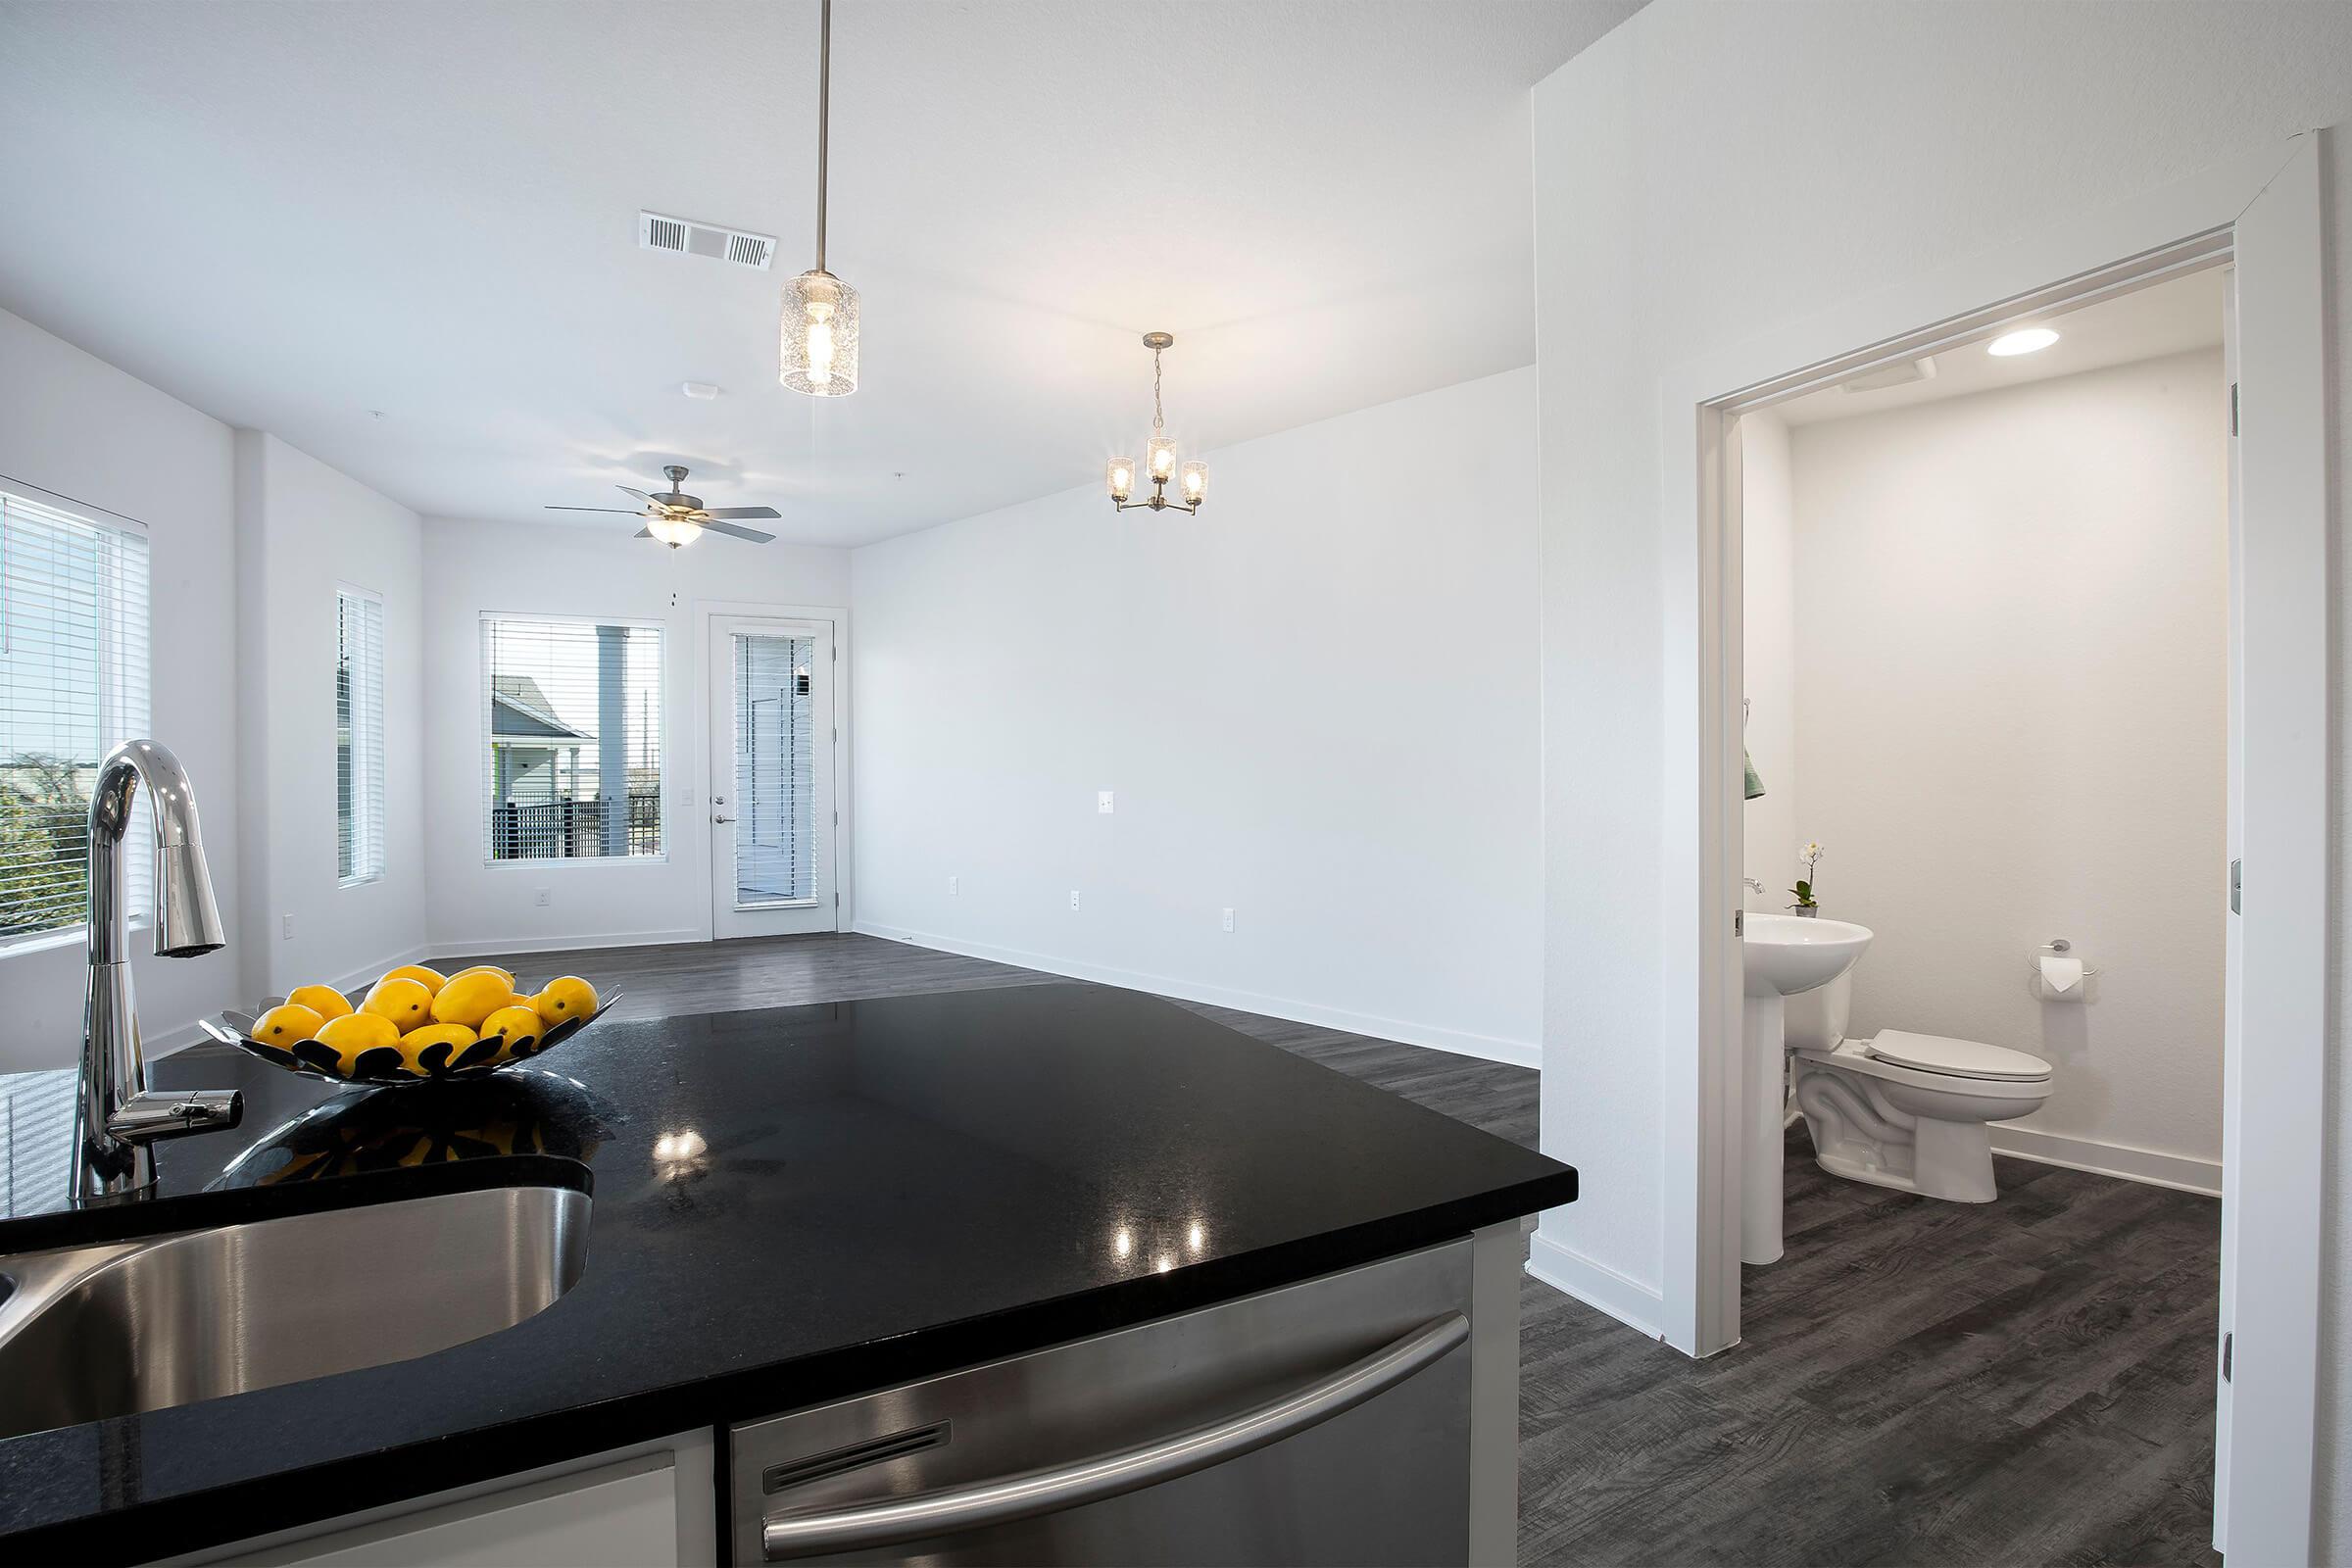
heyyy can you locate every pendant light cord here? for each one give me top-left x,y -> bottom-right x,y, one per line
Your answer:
814,0 -> 831,274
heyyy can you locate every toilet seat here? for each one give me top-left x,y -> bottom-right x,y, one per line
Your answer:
1795,1037 -> 2050,1102
1865,1029 -> 2051,1082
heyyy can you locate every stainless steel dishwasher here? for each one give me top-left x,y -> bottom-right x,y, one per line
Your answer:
729,1240 -> 1473,1565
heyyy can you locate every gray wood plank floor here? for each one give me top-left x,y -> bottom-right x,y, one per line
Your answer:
464,933 -> 2223,1567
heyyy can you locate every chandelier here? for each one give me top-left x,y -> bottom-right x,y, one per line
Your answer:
1105,332 -> 1207,514
780,0 -> 858,396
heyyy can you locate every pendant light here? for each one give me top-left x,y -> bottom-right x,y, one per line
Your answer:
1105,332 -> 1207,514
780,0 -> 859,396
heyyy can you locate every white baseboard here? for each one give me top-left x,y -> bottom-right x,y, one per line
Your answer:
852,922 -> 1541,1070
424,928 -> 707,962
1989,1123 -> 2221,1198
1524,1230 -> 1667,1342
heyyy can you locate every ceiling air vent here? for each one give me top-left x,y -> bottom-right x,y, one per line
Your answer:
638,211 -> 776,272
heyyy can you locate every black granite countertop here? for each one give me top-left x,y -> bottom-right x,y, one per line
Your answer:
0,983 -> 1576,1562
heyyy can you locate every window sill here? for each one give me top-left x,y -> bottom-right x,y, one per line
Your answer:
0,918 -> 147,961
482,857 -> 670,870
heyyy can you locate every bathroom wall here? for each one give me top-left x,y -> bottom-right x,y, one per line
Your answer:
1783,348 -> 2229,1188
1739,412 -> 1796,911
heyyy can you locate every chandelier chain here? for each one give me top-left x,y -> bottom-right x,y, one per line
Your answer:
1152,347 -> 1165,433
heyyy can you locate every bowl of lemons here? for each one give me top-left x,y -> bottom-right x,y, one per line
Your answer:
209,964 -> 617,1086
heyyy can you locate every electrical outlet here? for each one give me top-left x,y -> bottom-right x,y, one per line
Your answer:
948,875 -> 959,896
534,887 -> 551,907
1069,889 -> 1081,910
1098,790 -> 1114,814
280,913 -> 293,941
1221,907 -> 1235,933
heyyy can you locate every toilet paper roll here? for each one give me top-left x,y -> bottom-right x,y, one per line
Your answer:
2037,954 -> 2085,1000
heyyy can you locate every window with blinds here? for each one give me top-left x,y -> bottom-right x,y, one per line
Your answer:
481,615 -> 662,863
0,486 -> 151,947
336,587 -> 386,886
731,631 -> 815,905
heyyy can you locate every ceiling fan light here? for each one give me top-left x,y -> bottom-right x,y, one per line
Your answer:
647,514 -> 702,548
780,269 -> 859,396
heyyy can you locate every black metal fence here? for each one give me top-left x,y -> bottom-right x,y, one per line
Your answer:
492,792 -> 662,860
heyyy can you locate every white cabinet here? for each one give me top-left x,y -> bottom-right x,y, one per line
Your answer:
177,1431 -> 715,1568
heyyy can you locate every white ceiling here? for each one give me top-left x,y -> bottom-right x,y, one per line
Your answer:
1777,266 -> 2227,426
0,0 -> 1641,547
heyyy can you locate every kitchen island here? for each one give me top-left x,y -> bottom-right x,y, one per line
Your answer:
0,982 -> 1576,1565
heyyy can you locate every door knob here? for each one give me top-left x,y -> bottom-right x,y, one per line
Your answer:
714,814 -> 737,824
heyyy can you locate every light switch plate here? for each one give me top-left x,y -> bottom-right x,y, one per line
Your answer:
280,913 -> 293,941
1221,907 -> 1235,933
1069,890 -> 1081,910
949,875 -> 959,896
1098,791 -> 1114,814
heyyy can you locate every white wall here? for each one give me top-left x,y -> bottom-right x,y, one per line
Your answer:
417,518 -> 851,957
1780,351 -> 2229,1182
0,307 -> 240,1073
1738,412 -> 1795,911
850,367 -> 1542,1063
233,431 -> 427,1001
1527,0 -> 2352,1544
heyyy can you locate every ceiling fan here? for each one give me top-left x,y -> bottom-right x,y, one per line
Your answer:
544,465 -> 780,548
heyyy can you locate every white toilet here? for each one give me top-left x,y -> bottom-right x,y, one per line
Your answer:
1785,974 -> 2052,1202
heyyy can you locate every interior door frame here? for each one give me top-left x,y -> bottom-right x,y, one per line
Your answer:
692,600 -> 851,940
1658,134 -> 2327,1561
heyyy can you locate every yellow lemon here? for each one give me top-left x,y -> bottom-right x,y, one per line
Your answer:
479,1004 -> 543,1062
446,964 -> 516,991
250,1003 -> 324,1048
533,976 -> 599,1027
287,983 -> 354,1020
401,1022 -> 478,1073
380,963 -> 448,997
363,976 -> 434,1033
314,1011 -> 401,1075
431,969 -> 514,1028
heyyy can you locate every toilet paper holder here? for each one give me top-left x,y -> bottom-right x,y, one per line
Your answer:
2026,939 -> 2100,980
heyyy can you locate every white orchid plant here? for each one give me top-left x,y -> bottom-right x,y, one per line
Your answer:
1791,842 -> 1824,910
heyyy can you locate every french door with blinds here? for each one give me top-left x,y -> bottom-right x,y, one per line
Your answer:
708,615 -> 836,938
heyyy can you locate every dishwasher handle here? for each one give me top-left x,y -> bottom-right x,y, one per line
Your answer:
761,1311 -> 1469,1560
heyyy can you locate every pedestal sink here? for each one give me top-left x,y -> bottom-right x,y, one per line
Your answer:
1740,912 -> 1873,1264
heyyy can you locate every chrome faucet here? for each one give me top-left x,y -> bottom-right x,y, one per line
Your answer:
1743,877 -> 1767,896
72,739 -> 243,1203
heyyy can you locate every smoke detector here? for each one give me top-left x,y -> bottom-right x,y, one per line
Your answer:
638,211 -> 776,271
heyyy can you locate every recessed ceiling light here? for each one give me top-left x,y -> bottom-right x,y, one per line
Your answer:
1987,327 -> 2060,357
681,381 -> 720,400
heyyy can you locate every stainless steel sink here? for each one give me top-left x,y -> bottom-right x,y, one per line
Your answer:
0,1183 -> 589,1441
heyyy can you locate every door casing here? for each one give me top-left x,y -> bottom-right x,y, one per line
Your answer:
1655,134 -> 2328,1562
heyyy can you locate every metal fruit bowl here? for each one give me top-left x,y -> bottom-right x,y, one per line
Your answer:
202,980 -> 621,1087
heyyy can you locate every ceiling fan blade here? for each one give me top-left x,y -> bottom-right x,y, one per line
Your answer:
634,526 -> 657,539
615,486 -> 655,504
703,507 -> 782,520
546,506 -> 648,514
702,521 -> 777,544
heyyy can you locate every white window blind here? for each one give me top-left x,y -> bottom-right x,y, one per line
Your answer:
481,616 -> 662,863
336,587 -> 385,886
732,632 -> 815,905
0,486 -> 150,947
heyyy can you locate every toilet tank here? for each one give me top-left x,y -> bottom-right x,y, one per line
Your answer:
1784,971 -> 1851,1053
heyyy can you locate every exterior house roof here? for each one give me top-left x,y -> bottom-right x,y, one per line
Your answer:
491,675 -> 592,742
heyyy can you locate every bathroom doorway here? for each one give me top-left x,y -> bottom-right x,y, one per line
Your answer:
1668,136 -> 2326,1562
